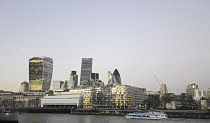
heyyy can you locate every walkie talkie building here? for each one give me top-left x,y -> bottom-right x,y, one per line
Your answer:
29,57 -> 53,92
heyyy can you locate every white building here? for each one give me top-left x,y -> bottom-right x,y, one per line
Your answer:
41,91 -> 83,108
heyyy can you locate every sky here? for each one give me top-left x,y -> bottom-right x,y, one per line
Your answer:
0,0 -> 210,94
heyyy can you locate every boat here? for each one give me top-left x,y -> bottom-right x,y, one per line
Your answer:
0,108 -> 19,123
125,111 -> 168,120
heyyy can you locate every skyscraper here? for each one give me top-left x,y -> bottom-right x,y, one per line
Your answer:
80,58 -> 92,87
107,71 -> 113,85
69,71 -> 78,89
186,83 -> 199,96
160,83 -> 168,98
91,73 -> 99,82
112,69 -> 121,85
29,57 -> 53,92
19,81 -> 29,92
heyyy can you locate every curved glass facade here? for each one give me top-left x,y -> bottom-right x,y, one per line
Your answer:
29,57 -> 53,92
112,69 -> 121,85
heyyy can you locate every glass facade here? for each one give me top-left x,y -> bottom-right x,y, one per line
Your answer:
29,57 -> 53,92
19,81 -> 29,92
91,73 -> 99,82
69,71 -> 78,89
112,69 -> 121,85
80,58 -> 92,87
83,85 -> 145,109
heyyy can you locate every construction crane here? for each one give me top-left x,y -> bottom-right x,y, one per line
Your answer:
154,75 -> 161,87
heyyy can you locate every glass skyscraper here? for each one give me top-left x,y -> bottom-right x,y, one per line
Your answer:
80,58 -> 92,87
91,73 -> 99,82
112,69 -> 121,85
69,71 -> 78,89
19,81 -> 29,92
29,57 -> 53,92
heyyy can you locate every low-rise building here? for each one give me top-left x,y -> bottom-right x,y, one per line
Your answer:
0,91 -> 44,107
41,91 -> 83,108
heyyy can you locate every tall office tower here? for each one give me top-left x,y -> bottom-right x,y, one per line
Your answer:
51,80 -> 65,91
160,83 -> 168,98
91,73 -> 99,82
29,57 -> 53,92
186,83 -> 199,96
112,69 -> 121,85
80,58 -> 92,87
19,81 -> 29,92
69,71 -> 78,89
107,71 -> 113,85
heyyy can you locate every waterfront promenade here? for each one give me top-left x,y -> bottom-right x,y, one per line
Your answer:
12,107 -> 210,119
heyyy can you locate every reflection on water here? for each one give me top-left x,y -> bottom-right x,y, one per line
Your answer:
19,113 -> 210,123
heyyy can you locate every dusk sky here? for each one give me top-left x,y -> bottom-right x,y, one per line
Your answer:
1,0 -> 210,94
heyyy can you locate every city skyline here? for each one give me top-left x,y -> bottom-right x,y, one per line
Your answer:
1,1 -> 210,94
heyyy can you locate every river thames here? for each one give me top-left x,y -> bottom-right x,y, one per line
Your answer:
18,113 -> 210,123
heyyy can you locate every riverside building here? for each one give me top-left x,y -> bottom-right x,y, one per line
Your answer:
41,90 -> 84,108
83,85 -> 145,109
29,57 -> 53,92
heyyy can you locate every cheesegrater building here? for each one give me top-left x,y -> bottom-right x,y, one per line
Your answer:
29,57 -> 53,92
80,58 -> 92,87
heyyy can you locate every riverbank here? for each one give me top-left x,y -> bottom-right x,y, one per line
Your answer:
3,107 -> 210,119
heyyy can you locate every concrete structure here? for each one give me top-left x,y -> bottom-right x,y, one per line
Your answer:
19,81 -> 29,92
107,71 -> 112,85
166,101 -> 181,110
186,83 -> 199,96
29,57 -> 53,92
80,58 -> 92,87
200,99 -> 209,110
160,83 -> 168,98
145,91 -> 160,95
83,85 -> 145,109
0,91 -> 44,107
41,91 -> 83,108
51,80 -> 65,91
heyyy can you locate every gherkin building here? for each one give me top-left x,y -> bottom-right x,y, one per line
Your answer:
112,69 -> 121,85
